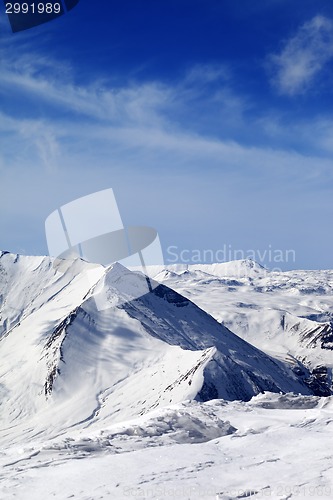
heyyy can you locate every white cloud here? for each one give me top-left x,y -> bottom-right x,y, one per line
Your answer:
184,64 -> 229,85
0,49 -> 174,127
269,15 -> 333,95
0,51 -> 251,173
0,48 -> 332,184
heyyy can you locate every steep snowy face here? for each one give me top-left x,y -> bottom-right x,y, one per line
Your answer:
0,251 -> 105,338
0,252 -> 53,336
155,261 -> 333,394
107,272 -> 314,399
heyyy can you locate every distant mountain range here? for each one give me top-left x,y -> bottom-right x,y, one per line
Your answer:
156,260 -> 333,397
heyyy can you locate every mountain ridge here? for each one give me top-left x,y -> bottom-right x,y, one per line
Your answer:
1,252 -> 328,446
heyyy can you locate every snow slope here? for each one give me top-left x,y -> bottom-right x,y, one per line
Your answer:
0,392 -> 332,499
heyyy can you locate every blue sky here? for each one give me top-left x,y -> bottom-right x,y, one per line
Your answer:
1,0 -> 333,269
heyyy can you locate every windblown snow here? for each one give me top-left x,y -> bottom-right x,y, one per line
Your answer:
0,252 -> 332,499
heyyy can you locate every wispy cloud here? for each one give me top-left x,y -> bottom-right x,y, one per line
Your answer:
0,46 -> 332,181
0,49 -> 251,173
269,15 -> 333,95
184,63 -> 230,85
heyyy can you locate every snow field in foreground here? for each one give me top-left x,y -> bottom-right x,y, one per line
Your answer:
0,393 -> 332,500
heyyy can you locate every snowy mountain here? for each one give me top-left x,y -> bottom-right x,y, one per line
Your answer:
0,253 -> 321,446
1,253 -> 333,499
155,260 -> 333,396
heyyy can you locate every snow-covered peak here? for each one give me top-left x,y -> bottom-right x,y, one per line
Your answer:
149,259 -> 267,281
190,259 -> 267,277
